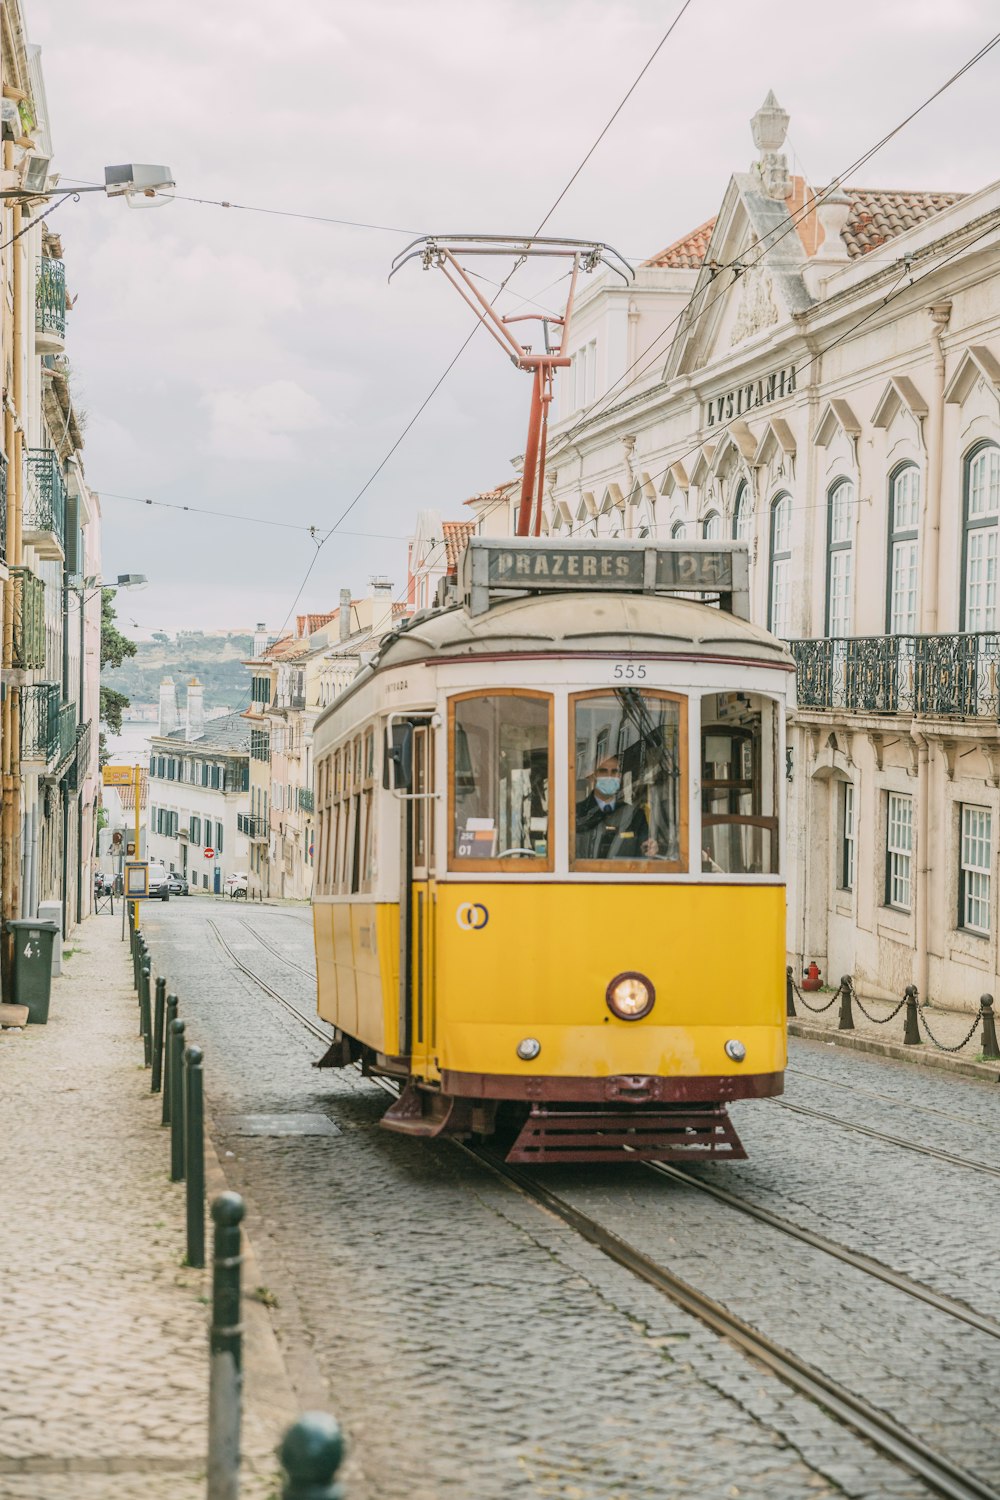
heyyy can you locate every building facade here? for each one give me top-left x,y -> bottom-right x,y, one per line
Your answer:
480,93 -> 1000,1014
147,678 -> 250,892
1,16 -> 102,989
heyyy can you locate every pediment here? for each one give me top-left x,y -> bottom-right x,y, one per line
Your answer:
815,399 -> 861,448
710,421 -> 757,476
944,345 -> 1000,406
600,482 -> 625,513
689,444 -> 717,488
753,417 -> 796,467
872,376 -> 928,428
660,461 -> 689,499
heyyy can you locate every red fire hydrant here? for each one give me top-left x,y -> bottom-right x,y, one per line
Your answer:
802,961 -> 822,992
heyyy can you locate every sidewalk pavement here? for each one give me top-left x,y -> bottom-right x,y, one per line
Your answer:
0,909 -> 296,1498
788,977 -> 1000,1083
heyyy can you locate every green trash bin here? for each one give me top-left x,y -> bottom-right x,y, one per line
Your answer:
7,919 -> 60,1024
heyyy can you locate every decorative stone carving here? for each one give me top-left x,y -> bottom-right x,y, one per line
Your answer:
730,267 -> 780,346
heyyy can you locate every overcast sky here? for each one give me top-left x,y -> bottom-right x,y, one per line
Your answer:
28,0 -> 1000,636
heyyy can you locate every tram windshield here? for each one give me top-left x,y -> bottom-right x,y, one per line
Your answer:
701,693 -> 779,875
451,693 -> 551,866
571,691 -> 686,870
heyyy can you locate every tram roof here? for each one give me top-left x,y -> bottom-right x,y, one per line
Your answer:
315,591 -> 793,732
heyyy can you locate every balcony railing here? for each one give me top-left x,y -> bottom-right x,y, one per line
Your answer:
24,449 -> 66,556
65,720 -> 92,792
11,566 -> 46,669
20,682 -> 60,761
54,702 -> 78,770
298,788 -> 314,813
36,258 -> 66,347
789,634 -> 1000,719
250,729 -> 270,762
237,813 -> 269,841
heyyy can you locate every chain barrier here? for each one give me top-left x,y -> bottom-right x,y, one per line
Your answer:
916,1001 -> 982,1054
851,990 -> 907,1025
790,972 -> 842,1014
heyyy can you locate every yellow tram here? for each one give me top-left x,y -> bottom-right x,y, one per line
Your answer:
311,537 -> 795,1163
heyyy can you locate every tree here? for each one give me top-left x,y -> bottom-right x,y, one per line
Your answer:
99,589 -> 138,763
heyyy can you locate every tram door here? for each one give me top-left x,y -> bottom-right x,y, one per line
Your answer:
409,724 -> 438,1079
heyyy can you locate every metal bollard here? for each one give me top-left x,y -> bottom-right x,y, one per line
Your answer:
785,966 -> 796,1018
980,994 -> 1000,1061
169,1017 -> 186,1181
903,984 -> 921,1046
140,959 -> 152,1062
838,976 -> 854,1032
132,931 -> 141,992
162,995 -> 178,1125
185,1045 -> 206,1267
208,1192 -> 245,1500
151,978 -> 166,1093
279,1413 -> 345,1500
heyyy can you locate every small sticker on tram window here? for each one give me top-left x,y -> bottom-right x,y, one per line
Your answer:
613,664 -> 647,680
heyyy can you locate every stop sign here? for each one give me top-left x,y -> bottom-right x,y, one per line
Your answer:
204,847 -> 215,858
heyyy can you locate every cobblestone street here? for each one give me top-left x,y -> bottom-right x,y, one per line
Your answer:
134,897 -> 1000,1500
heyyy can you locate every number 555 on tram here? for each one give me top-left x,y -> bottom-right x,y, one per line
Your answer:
311,538 -> 795,1164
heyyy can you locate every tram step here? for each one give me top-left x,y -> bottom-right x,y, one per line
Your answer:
506,1104 -> 747,1164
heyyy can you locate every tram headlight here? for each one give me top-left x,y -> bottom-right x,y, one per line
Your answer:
606,972 -> 655,1021
516,1038 -> 541,1061
724,1039 -> 747,1063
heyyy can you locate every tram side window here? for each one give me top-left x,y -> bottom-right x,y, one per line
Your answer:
451,693 -> 551,866
701,693 -> 779,875
571,691 -> 686,870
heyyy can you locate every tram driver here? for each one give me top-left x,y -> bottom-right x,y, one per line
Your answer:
575,756 -> 659,860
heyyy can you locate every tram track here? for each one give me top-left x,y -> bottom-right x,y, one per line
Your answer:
211,928 -> 1000,1500
786,1064 -> 997,1131
239,920 -> 317,981
772,1098 -> 1000,1180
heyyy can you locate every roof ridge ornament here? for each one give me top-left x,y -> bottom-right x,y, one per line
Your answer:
751,90 -> 791,201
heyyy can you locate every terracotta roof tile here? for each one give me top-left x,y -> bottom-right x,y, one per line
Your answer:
442,519 -> 476,568
644,218 -> 717,269
841,187 -> 964,258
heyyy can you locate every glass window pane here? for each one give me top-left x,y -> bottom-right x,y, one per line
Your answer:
829,549 -> 852,636
703,511 -> 721,540
965,527 -> 998,632
830,481 -> 854,542
892,467 -> 920,532
889,539 -> 919,634
573,691 -> 684,867
734,484 -> 752,543
701,693 -> 778,875
452,695 -> 550,864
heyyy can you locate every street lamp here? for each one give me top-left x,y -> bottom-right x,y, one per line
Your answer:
1,163 -> 175,203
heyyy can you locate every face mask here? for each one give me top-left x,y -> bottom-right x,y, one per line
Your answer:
596,776 -> 621,798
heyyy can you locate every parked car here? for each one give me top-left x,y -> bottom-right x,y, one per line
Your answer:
224,872 -> 248,900
147,863 -> 171,901
165,872 -> 190,896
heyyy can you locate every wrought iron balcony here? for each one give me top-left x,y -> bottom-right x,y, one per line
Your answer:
36,257 -> 66,351
237,812 -> 269,841
789,634 -> 1000,720
54,702 -> 78,770
11,566 -> 46,669
65,721 -> 92,792
298,788 -> 314,813
23,448 -> 66,559
20,682 -> 60,761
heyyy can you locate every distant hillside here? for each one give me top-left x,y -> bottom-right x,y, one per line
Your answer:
102,632 -> 255,716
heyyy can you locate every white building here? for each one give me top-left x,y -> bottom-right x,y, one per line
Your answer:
147,678 -> 250,893
482,92 -> 1000,1014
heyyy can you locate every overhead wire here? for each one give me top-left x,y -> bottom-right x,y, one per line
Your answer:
98,488 -> 408,541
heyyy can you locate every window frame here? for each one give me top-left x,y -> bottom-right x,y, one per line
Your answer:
839,780 -> 855,891
702,510 -> 721,540
961,440 -> 1000,633
886,462 -> 920,635
825,477 -> 855,637
768,491 -> 792,636
885,791 -> 913,912
569,688 -> 688,875
958,803 -> 992,937
447,689 -> 555,874
732,480 -> 752,544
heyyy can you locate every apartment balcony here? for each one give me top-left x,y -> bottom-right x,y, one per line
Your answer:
237,813 -> 269,841
789,634 -> 1000,721
298,788 -> 314,813
35,258 -> 66,354
23,449 -> 66,561
65,720 -> 92,793
11,566 -> 46,669
20,682 -> 60,762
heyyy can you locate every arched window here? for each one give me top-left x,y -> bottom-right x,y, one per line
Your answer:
887,464 -> 920,634
768,493 -> 792,635
671,521 -> 687,540
825,479 -> 854,636
702,511 -> 721,540
732,481 -> 753,543
962,442 -> 1000,632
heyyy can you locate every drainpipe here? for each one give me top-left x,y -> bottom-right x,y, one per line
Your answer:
921,302 -> 952,634
912,730 -> 930,1001
1,196 -> 24,976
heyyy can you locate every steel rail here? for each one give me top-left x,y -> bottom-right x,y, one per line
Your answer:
773,1099 -> 1000,1180
238,920 -> 316,981
460,1147 -> 1000,1500
207,919 -> 329,1044
204,944 -> 1000,1499
787,1065 -> 997,1130
645,1162 -> 1000,1341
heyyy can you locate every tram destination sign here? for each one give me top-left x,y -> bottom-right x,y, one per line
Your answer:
462,538 -> 749,619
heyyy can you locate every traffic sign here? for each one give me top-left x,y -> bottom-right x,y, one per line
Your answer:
103,765 -> 135,787
204,847 -> 215,858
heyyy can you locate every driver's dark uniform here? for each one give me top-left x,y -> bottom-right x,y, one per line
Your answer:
575,794 -> 649,859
